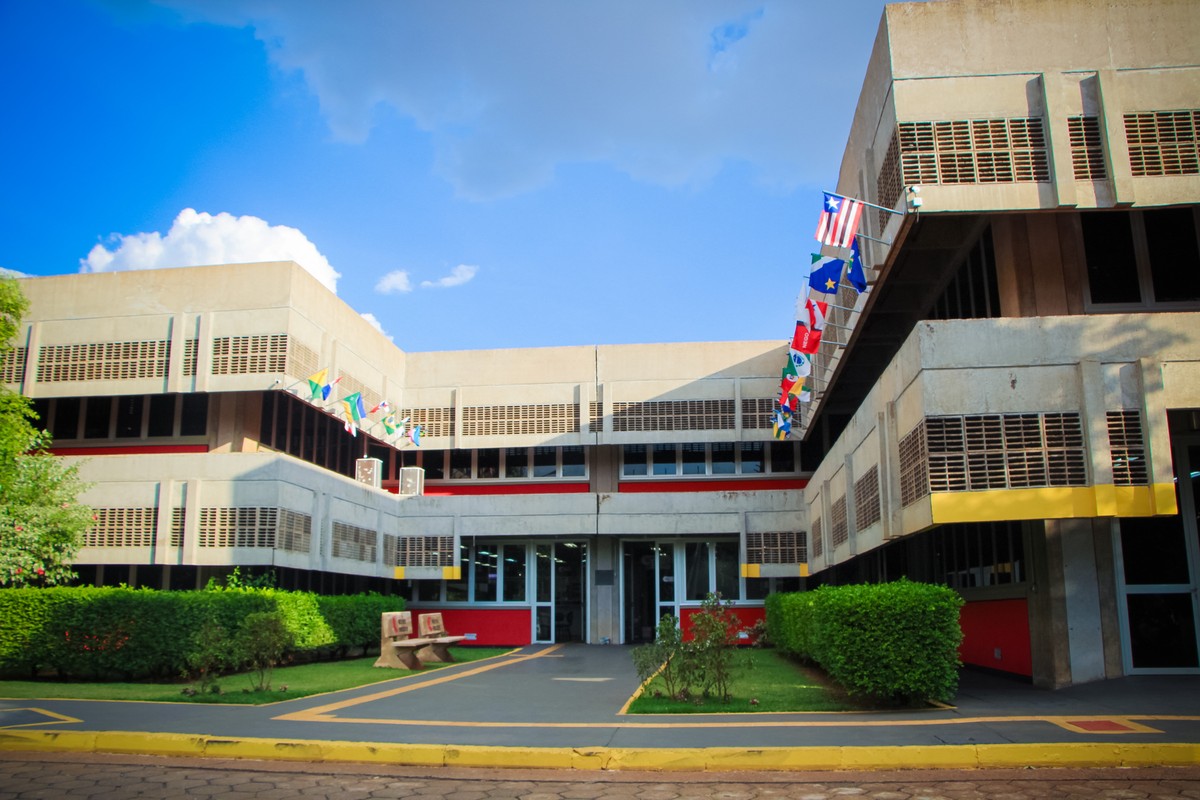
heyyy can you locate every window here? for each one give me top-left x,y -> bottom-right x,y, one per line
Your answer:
533,447 -> 557,477
712,443 -> 736,474
561,446 -> 585,477
52,397 -> 80,440
685,542 -> 711,600
652,444 -> 677,475
450,450 -> 472,479
84,397 -> 111,439
769,441 -> 795,473
740,442 -> 764,474
682,444 -> 707,475
505,447 -> 528,478
623,445 -> 647,476
180,394 -> 208,437
478,449 -> 500,478
115,396 -> 143,438
502,544 -> 526,601
1083,208 -> 1200,307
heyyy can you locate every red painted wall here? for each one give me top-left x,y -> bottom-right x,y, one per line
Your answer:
958,598 -> 1032,677
416,483 -> 590,496
619,479 -> 807,493
679,605 -> 766,644
409,607 -> 532,646
51,444 -> 209,456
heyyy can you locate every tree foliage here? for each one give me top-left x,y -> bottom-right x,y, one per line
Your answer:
0,277 -> 92,588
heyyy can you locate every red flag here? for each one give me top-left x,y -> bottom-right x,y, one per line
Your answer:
816,192 -> 864,249
791,299 -> 828,355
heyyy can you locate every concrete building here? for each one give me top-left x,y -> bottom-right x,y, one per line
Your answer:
8,0 -> 1200,688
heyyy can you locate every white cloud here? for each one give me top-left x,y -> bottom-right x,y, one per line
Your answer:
375,270 -> 413,294
80,208 -> 341,292
157,1 -> 880,199
420,264 -> 478,289
360,312 -> 393,341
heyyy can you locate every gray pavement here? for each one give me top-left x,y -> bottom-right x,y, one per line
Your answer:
2,644 -> 1199,772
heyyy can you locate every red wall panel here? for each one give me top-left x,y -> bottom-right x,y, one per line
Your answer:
958,598 -> 1032,677
679,605 -> 766,644
619,479 -> 806,493
409,607 -> 532,646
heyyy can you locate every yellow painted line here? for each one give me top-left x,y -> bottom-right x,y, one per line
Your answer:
1,730 -> 1197,771
274,644 -> 563,722
0,708 -> 81,730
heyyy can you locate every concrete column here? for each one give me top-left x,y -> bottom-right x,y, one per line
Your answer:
1095,69 -> 1135,206
1040,72 -> 1079,209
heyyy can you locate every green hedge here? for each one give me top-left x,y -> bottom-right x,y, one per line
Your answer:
767,579 -> 963,704
0,587 -> 404,680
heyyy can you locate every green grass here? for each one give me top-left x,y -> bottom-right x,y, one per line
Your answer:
0,647 -> 512,705
626,648 -> 862,714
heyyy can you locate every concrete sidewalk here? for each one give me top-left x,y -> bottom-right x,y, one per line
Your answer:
1,644 -> 1198,771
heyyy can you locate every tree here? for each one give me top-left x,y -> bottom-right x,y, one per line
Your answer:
0,277 -> 93,587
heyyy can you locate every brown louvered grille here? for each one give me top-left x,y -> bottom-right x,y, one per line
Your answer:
1069,116 -> 1107,180
612,400 -> 735,432
277,509 -> 312,553
589,401 -> 603,432
182,339 -> 198,377
1125,110 -> 1200,176
335,373 -> 382,417
740,398 -> 776,430
85,508 -> 157,548
332,521 -> 376,562
876,129 -> 902,231
0,347 -> 27,384
831,496 -> 848,549
810,517 -> 823,559
198,507 -> 277,548
925,413 -> 1087,493
210,335 -> 287,375
38,340 -> 170,382
461,404 -> 580,436
398,407 -> 454,438
170,507 -> 185,547
288,341 -> 321,384
854,465 -> 881,531
899,423 -> 931,505
1108,410 -> 1149,486
899,118 -> 1049,185
745,531 -> 806,564
385,534 -> 456,568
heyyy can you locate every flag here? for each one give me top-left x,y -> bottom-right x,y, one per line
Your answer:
771,406 -> 792,440
793,380 -> 813,403
804,297 -> 828,332
409,424 -> 422,447
789,348 -> 812,378
815,192 -> 864,249
808,254 -> 845,294
792,299 -> 828,355
307,369 -> 332,401
342,392 -> 367,422
343,417 -> 357,437
370,400 -> 390,415
847,239 -> 869,294
381,413 -> 398,435
780,360 -> 799,402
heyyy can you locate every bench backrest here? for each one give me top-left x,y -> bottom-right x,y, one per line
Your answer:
418,612 -> 449,638
381,610 -> 414,639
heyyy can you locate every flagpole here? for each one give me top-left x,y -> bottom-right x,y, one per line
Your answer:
826,192 -> 905,216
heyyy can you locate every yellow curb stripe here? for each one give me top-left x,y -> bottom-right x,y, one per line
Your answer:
1,731 -> 1198,771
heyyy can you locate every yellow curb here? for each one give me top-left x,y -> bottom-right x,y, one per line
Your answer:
444,745 -> 576,770
319,741 -> 446,767
93,732 -> 207,758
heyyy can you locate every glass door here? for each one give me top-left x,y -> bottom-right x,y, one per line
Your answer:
533,541 -> 588,643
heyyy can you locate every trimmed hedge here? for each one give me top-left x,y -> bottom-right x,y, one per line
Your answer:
0,587 -> 403,680
766,579 -> 963,704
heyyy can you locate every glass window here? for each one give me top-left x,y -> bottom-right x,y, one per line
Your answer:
258,393 -> 274,445
84,397 -> 111,439
562,446 -> 585,477
400,449 -> 419,468
711,443 -> 735,474
685,542 -> 711,601
769,441 -> 795,473
505,448 -> 528,478
446,543 -> 470,601
740,442 -> 764,474
533,447 -> 557,477
422,451 -> 445,480
1121,517 -> 1191,585
502,544 -> 526,601
1145,208 -> 1200,302
622,445 -> 647,476
744,577 -> 770,600
51,397 -> 80,440
652,444 -> 677,475
715,541 -> 739,599
1083,213 -> 1141,304
31,398 -> 49,429
474,543 -> 498,602
478,449 -> 500,478
148,393 -> 175,438
180,394 -> 208,437
681,444 -> 706,475
536,544 -> 552,603
450,450 -> 472,479
115,396 -> 144,438
657,543 -> 675,603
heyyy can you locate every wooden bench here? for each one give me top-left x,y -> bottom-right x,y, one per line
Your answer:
373,611 -> 434,670
416,612 -> 467,663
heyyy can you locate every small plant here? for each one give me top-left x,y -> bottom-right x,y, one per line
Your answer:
631,614 -> 684,698
233,610 -> 293,692
686,593 -> 743,702
183,619 -> 231,695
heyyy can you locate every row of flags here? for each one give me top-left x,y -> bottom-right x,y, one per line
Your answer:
773,192 -> 873,440
304,368 -> 422,447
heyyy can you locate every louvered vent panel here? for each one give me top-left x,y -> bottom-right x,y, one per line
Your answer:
170,508 -> 185,547
745,531 -> 806,564
210,335 -> 287,376
899,118 -> 1049,185
1069,116 -> 1107,179
38,340 -> 170,382
740,398 -> 775,430
198,507 -> 277,548
1108,410 -> 1149,486
899,423 -> 931,505
334,373 -> 381,415
1125,110 -> 1200,176
810,517 -> 823,559
332,521 -> 376,562
831,496 -> 848,549
385,534 -> 455,568
612,400 -> 735,432
854,465 -> 881,531
876,129 -> 902,231
399,407 -> 455,438
461,404 -> 581,436
85,508 -> 156,548
589,401 -> 603,432
288,341 -> 321,383
0,347 -> 26,384
277,509 -> 312,553
182,339 -> 198,377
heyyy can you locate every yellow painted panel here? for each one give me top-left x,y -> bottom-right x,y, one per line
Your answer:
740,563 -> 761,578
393,567 -> 405,580
441,565 -> 461,580
930,485 -> 1175,524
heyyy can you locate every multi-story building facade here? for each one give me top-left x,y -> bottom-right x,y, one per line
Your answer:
8,0 -> 1200,689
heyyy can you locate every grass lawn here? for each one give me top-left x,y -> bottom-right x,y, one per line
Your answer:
0,647 -> 512,705
626,648 -> 863,714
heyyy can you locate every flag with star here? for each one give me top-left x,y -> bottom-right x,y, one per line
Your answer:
847,239 -> 869,294
808,254 -> 845,294
815,192 -> 864,249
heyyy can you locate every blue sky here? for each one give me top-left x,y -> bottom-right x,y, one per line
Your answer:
0,0 -> 897,353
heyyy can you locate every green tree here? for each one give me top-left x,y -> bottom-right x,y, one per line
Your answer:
0,277 -> 93,587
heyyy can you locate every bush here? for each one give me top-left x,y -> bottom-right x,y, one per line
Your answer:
631,593 -> 747,704
317,593 -> 401,656
233,611 -> 294,691
766,579 -> 963,705
0,586 -> 396,681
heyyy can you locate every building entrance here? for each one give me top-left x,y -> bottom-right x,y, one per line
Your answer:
1115,434 -> 1200,673
532,542 -> 587,644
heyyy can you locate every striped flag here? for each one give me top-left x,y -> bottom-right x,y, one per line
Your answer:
815,192 -> 864,249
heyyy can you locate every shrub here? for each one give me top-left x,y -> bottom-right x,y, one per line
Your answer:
317,593 -> 401,657
233,610 -> 294,691
631,613 -> 684,699
686,593 -> 743,701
